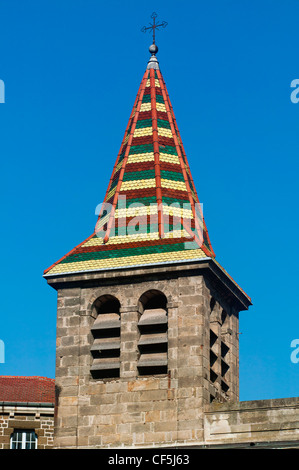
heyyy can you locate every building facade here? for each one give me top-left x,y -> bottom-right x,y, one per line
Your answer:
0,376 -> 55,449
44,41 -> 299,449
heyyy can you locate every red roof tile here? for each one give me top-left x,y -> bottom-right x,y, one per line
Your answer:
0,376 -> 55,404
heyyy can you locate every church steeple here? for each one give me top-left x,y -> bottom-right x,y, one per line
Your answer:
44,27 -> 249,312
45,24 -> 252,449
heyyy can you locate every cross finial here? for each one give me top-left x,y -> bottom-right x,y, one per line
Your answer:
141,12 -> 168,46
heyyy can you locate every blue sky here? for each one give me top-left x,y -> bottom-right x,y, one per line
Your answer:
0,0 -> 298,401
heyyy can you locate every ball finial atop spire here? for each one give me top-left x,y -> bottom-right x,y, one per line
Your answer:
149,43 -> 158,55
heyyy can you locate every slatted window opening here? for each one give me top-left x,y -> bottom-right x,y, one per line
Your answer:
220,310 -> 230,393
137,291 -> 168,376
90,296 -> 121,379
209,329 -> 218,385
209,300 -> 231,401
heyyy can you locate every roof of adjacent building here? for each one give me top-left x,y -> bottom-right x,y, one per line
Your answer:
0,376 -> 55,404
43,45 -> 251,305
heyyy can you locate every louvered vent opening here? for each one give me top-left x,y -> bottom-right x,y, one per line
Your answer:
137,292 -> 168,376
210,330 -> 217,348
210,350 -> 217,367
210,303 -> 231,397
221,341 -> 229,358
221,309 -> 228,325
220,340 -> 230,392
221,380 -> 229,393
209,329 -> 218,385
210,369 -> 218,383
90,297 -> 120,379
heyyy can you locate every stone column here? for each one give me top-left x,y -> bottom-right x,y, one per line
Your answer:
176,275 -> 207,443
54,287 -> 81,448
120,305 -> 139,379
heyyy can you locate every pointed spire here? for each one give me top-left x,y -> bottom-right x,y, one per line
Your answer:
44,62 -> 216,277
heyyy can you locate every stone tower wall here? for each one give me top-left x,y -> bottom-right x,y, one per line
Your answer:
53,264 -> 240,448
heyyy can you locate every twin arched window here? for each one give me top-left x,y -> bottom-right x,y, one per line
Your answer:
90,291 -> 168,380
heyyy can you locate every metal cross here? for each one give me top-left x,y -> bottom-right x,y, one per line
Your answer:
141,12 -> 168,45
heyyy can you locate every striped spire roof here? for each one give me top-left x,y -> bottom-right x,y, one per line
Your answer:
44,55 -> 216,277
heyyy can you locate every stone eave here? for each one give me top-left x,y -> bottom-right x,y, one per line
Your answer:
44,256 -> 251,311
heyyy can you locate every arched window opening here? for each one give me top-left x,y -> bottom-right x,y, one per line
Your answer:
137,290 -> 168,376
90,295 -> 121,379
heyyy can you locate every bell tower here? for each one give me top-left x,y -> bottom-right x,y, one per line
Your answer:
44,18 -> 251,448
